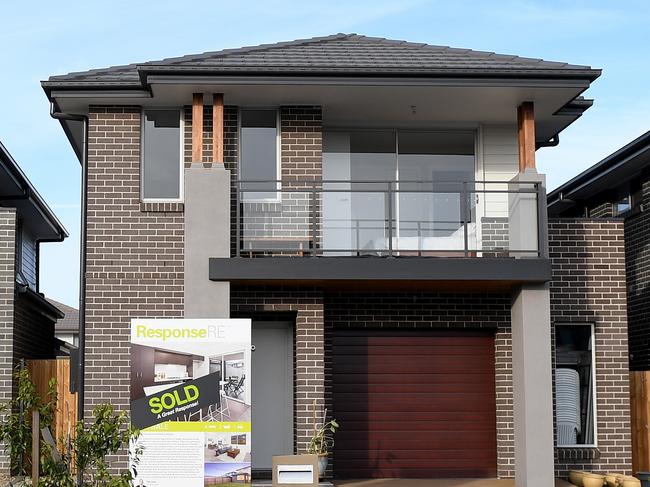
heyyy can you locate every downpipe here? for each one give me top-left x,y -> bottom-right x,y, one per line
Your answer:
48,103 -> 88,426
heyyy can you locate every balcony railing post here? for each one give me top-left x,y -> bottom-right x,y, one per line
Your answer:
311,183 -> 317,256
387,181 -> 393,257
355,219 -> 360,257
235,180 -> 241,257
462,181 -> 469,257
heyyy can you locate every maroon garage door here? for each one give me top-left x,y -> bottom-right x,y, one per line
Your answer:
332,330 -> 497,479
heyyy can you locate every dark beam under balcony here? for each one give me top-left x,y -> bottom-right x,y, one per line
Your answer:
209,257 -> 551,291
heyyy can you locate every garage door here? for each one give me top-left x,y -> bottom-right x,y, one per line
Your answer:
332,330 -> 497,479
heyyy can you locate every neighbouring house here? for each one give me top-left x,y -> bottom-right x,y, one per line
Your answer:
48,298 -> 79,347
549,131 -> 650,371
0,141 -> 68,468
42,33 -> 630,486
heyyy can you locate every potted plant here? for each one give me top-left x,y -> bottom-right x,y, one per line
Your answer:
307,402 -> 339,478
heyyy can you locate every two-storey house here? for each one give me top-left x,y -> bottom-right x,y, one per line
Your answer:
0,141 -> 68,471
42,34 -> 630,486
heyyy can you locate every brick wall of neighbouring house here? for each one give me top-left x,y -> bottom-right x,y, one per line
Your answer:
624,178 -> 650,370
85,106 -> 184,467
548,219 -> 631,476
230,286 -> 325,455
0,208 -> 15,474
324,292 -> 515,478
588,202 -> 614,219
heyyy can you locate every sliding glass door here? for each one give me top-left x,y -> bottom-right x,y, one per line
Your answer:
322,130 -> 476,255
397,132 -> 475,252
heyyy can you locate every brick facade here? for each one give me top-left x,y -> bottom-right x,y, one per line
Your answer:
549,219 -> 631,475
85,106 -> 184,466
80,103 -> 632,479
0,208 -> 15,473
230,286 -> 325,455
624,178 -> 650,370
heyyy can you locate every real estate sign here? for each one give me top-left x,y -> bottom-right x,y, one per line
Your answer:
129,319 -> 252,487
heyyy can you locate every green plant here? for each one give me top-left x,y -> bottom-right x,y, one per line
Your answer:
307,407 -> 338,456
0,366 -> 57,478
39,404 -> 140,487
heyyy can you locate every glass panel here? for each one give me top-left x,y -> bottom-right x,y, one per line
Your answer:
555,325 -> 595,446
142,110 -> 181,199
323,131 -> 395,254
397,132 -> 475,253
240,109 -> 278,200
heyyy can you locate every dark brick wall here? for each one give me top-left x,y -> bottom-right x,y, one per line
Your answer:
624,178 -> 650,370
0,208 -> 15,473
589,202 -> 614,218
85,106 -> 185,467
549,219 -> 631,476
230,286 -> 325,456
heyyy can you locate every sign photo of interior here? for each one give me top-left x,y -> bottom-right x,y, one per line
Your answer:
130,319 -> 252,487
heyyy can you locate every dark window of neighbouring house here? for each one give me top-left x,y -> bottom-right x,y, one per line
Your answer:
555,324 -> 596,446
240,109 -> 279,200
614,195 -> 631,216
142,109 -> 181,200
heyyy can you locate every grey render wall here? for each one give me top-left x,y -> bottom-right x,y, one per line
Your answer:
0,208 -> 15,474
548,219 -> 631,476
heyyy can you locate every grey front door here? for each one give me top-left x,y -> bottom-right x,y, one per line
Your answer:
252,321 -> 294,472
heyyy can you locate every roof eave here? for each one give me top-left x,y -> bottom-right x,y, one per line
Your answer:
548,130 -> 650,212
41,66 -> 602,93
0,142 -> 68,240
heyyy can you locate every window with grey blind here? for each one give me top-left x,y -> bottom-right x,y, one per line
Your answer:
141,109 -> 182,200
239,109 -> 279,200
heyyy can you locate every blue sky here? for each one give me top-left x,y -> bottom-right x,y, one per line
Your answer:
1,0 -> 649,306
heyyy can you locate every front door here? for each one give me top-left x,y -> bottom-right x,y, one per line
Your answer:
251,321 -> 294,475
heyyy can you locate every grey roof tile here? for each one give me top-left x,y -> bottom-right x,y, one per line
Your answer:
43,33 -> 600,88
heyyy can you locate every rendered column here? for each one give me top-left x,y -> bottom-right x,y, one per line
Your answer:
511,283 -> 555,487
184,166 -> 230,318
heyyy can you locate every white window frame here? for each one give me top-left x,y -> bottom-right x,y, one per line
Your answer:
555,322 -> 598,448
238,108 -> 281,203
140,108 -> 184,203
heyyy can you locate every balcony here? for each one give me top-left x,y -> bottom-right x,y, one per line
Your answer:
234,179 -> 545,259
207,178 -> 551,288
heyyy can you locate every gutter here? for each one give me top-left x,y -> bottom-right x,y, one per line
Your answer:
16,284 -> 65,322
49,103 -> 87,423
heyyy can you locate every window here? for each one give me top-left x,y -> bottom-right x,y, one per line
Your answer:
614,195 -> 631,216
141,109 -> 182,201
239,109 -> 279,200
555,323 -> 596,446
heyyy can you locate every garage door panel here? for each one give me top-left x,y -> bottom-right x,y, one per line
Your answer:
338,410 -> 496,423
336,467 -> 496,479
340,419 -> 496,432
332,362 -> 494,375
334,394 -> 495,412
337,448 -> 497,461
333,381 -> 496,394
334,372 -> 494,385
332,334 -> 494,347
333,330 -> 497,479
337,433 -> 498,449
337,344 -> 496,355
335,457 -> 496,469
